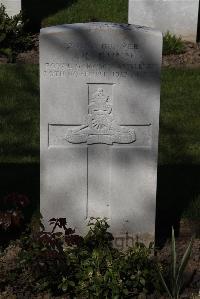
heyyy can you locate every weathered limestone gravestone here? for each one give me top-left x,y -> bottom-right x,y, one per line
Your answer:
0,0 -> 21,16
40,23 -> 162,249
129,0 -> 199,42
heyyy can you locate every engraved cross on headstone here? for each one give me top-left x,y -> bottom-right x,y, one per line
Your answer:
49,83 -> 151,219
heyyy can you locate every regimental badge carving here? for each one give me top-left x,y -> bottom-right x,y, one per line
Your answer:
65,87 -> 136,145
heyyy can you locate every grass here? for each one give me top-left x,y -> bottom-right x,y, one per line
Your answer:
182,195 -> 200,221
0,65 -> 199,232
1,0 -> 198,239
0,65 -> 199,165
42,0 -> 128,27
159,68 -> 200,165
0,64 -> 39,163
22,0 -> 128,31
163,31 -> 186,55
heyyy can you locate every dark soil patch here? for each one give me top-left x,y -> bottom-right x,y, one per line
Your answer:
16,35 -> 39,64
163,42 -> 200,68
16,48 -> 39,64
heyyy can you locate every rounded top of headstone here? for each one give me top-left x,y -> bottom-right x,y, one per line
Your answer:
40,22 -> 162,37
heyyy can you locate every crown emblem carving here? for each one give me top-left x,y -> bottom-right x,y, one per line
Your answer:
65,87 -> 136,145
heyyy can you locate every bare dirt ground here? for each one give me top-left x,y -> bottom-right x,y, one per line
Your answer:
162,42 -> 200,68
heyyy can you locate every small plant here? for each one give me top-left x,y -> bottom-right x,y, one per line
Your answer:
84,217 -> 114,249
19,217 -> 83,293
59,218 -> 160,298
0,4 -> 33,62
163,31 -> 185,55
2,217 -> 162,298
158,227 -> 194,299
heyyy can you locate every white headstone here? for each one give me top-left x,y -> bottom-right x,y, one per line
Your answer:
129,0 -> 199,42
40,23 -> 162,249
0,0 -> 21,17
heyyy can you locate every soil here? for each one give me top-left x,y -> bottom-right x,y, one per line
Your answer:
156,238 -> 200,299
1,38 -> 200,68
16,35 -> 39,64
162,41 -> 200,68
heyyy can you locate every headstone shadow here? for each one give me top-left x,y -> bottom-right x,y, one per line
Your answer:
0,163 -> 39,246
21,0 -> 77,32
155,164 -> 200,247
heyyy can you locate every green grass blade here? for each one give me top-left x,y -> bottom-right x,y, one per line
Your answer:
157,266 -> 173,299
176,237 -> 194,295
171,227 -> 177,296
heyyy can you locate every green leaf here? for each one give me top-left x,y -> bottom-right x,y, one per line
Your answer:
171,227 -> 177,296
176,236 -> 194,295
157,266 -> 173,299
140,277 -> 146,286
123,288 -> 129,295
